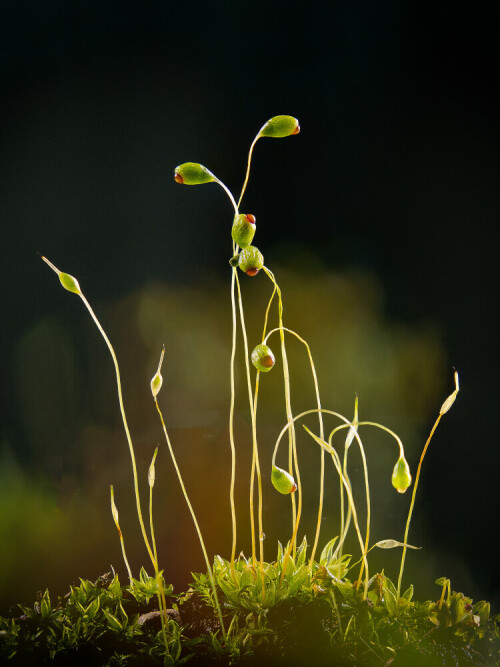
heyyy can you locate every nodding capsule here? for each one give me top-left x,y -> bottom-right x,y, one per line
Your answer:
251,343 -> 275,372
238,245 -> 264,276
271,465 -> 297,494
391,456 -> 412,494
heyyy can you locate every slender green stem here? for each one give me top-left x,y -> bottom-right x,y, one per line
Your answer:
235,273 -> 265,595
148,448 -> 159,570
237,133 -> 260,208
154,398 -> 226,639
263,268 -> 300,565
110,485 -> 133,581
397,414 -> 442,598
336,445 -> 352,562
304,425 -> 370,598
213,177 -> 240,581
273,408 -> 370,597
263,326 -> 325,572
325,422 -> 370,591
228,270 -> 238,581
214,178 -> 239,217
79,293 -> 156,568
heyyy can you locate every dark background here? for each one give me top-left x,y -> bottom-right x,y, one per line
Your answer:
1,1 -> 499,613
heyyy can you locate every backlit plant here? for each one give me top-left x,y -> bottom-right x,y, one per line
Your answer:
4,116 -> 496,665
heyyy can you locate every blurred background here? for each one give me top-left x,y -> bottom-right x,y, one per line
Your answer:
1,1 -> 499,615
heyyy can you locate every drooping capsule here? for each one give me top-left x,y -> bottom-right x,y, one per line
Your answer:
391,456 -> 412,494
229,254 -> 240,268
238,245 -> 264,276
174,162 -> 215,185
271,465 -> 297,494
251,343 -> 275,373
231,213 -> 256,248
259,115 -> 300,138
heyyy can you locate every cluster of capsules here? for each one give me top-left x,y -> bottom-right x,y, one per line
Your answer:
172,116 -> 301,381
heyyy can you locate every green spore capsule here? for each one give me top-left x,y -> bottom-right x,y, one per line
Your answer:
231,213 -> 256,248
42,257 -> 82,295
59,272 -> 81,295
251,343 -> 275,372
238,245 -> 264,276
229,254 -> 240,268
392,456 -> 412,494
150,348 -> 165,399
174,162 -> 215,185
259,115 -> 300,138
271,465 -> 297,494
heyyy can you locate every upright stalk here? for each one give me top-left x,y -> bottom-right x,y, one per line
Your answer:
78,290 -> 157,567
154,397 -> 226,640
397,370 -> 459,597
263,326 -> 324,572
235,272 -> 265,593
228,269 -> 238,580
264,268 -> 301,563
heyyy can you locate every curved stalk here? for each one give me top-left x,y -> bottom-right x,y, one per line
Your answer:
263,268 -> 301,566
78,293 -> 155,566
273,408 -> 371,597
263,326 -> 325,572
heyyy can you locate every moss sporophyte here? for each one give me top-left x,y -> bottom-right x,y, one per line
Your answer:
21,119 -> 499,666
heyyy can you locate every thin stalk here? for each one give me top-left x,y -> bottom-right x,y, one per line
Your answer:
329,399 -> 358,564
263,326 -> 324,572
211,176 -> 240,582
235,272 -> 265,595
263,268 -> 301,565
77,293 -> 156,568
154,398 -> 226,640
111,474 -> 169,656
147,450 -> 170,655
110,485 -> 133,581
215,178 -> 239,217
237,133 -> 260,208
330,418 -> 407,580
148,447 -> 160,571
228,269 -> 238,581
273,408 -> 370,598
42,257 -> 169,652
304,425 -> 370,598
247,279 -> 277,576
336,446 -> 352,561
397,414 -> 441,598
214,177 -> 240,582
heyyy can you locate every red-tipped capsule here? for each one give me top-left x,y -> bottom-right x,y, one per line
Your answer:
259,115 -> 300,138
238,245 -> 264,276
174,162 -> 215,185
232,213 -> 256,249
271,465 -> 297,494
